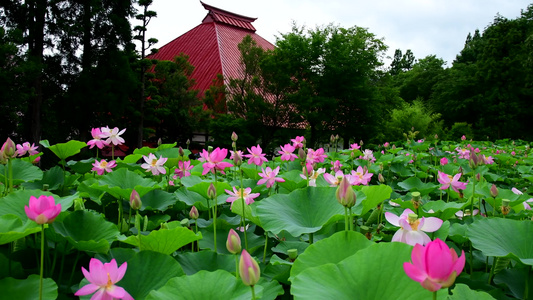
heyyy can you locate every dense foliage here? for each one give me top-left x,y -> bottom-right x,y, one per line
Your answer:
1,3 -> 532,153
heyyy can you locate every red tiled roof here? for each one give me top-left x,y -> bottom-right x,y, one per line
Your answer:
147,2 -> 275,97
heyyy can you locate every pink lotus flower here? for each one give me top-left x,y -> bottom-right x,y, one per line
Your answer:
92,159 -> 117,175
174,160 -> 193,179
330,160 -> 343,172
278,144 -> 297,161
324,171 -> 356,187
244,145 -> 268,166
482,155 -> 494,164
100,126 -> 126,146
349,166 -> 373,186
461,135 -> 466,141
141,153 -> 167,175
239,249 -> 260,286
16,142 -> 39,156
75,258 -> 133,300
199,148 -> 233,175
257,166 -> 285,188
456,147 -> 470,159
291,136 -> 305,149
437,171 -> 467,192
403,238 -> 465,292
350,143 -> 361,150
25,195 -> 62,225
455,209 -> 479,219
87,128 -> 110,149
225,187 -> 260,208
440,157 -> 448,166
385,208 -> 443,246
306,148 -> 327,164
360,149 -> 376,163
383,142 -> 390,148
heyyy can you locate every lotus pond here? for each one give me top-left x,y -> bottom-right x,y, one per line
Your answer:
0,131 -> 532,299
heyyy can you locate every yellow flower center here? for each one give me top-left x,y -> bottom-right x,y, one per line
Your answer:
101,161 -> 108,167
150,159 -> 158,167
106,273 -> 113,288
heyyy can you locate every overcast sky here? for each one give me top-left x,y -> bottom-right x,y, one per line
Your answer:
140,0 -> 532,67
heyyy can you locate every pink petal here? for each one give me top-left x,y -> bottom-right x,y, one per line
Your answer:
425,240 -> 453,280
384,212 -> 400,227
89,259 -> 108,286
418,217 -> 443,232
106,285 -> 126,298
403,262 -> 427,283
410,243 -> 427,271
421,278 -> 442,292
404,230 -> 429,246
391,229 -> 405,242
453,250 -> 466,277
74,283 -> 100,296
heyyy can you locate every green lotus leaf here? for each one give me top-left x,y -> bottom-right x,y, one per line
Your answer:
291,242 -> 445,299
175,250 -> 236,275
290,231 -> 373,281
448,283 -> 496,299
422,200 -> 467,220
354,184 -> 393,216
91,168 -> 157,199
53,210 -> 119,254
118,250 -> 185,299
230,197 -> 261,226
257,187 -> 345,236
146,270 -> 266,300
188,181 -> 232,200
0,190 -> 75,220
467,218 -> 533,265
0,214 -> 41,245
140,189 -> 177,211
174,186 -> 228,210
0,275 -> 57,300
0,159 -> 43,185
21,166 -> 63,191
41,139 -> 87,162
397,176 -> 438,196
179,175 -> 203,187
118,227 -> 201,255
66,158 -> 95,174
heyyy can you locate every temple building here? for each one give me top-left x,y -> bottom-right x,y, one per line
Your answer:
148,1 -> 275,97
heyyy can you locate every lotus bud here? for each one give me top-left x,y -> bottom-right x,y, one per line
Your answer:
378,173 -> 385,183
226,229 -> 242,254
1,137 -> 16,159
298,148 -> 306,161
392,145 -> 396,150
490,184 -> 498,198
239,249 -> 260,286
231,141 -> 236,149
189,206 -> 199,220
231,132 -> 238,142
411,192 -> 421,209
475,173 -> 481,181
207,183 -> 217,200
330,134 -> 336,144
233,151 -> 242,166
288,249 -> 298,261
336,176 -> 356,208
129,189 -> 142,210
186,139 -> 190,147
143,215 -> 149,231
179,146 -> 185,157
335,134 -> 339,141
157,138 -> 162,146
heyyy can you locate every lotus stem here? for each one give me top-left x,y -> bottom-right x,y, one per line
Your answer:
39,225 -> 44,300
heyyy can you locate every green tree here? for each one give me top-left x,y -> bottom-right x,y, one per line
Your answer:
267,24 -> 387,147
